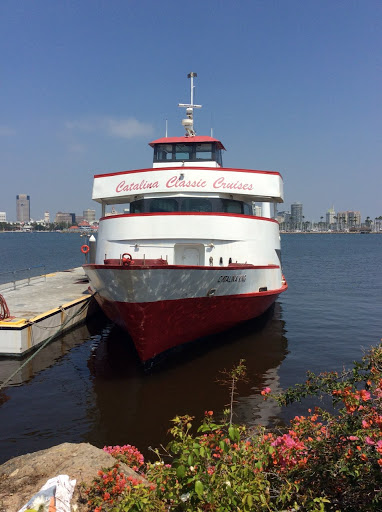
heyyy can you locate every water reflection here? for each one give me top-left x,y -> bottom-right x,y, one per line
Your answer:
0,320 -> 101,463
85,302 -> 288,456
0,302 -> 288,464
0,305 -> 105,388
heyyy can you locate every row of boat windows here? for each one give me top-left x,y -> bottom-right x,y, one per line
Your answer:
153,143 -> 223,166
130,197 -> 253,215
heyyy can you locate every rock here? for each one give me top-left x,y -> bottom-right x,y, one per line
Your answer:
0,442 -> 146,512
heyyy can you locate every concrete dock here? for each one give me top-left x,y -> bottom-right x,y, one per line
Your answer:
0,267 -> 94,357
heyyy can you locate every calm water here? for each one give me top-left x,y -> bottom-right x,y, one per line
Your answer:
0,232 -> 86,283
0,233 -> 381,464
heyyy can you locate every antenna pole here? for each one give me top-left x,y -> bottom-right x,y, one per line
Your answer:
178,72 -> 202,137
190,72 -> 195,105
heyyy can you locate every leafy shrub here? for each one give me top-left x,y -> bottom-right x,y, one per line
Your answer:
85,344 -> 382,511
85,463 -> 162,511
103,445 -> 145,472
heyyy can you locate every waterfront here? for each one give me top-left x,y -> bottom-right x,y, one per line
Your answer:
0,233 -> 381,464
0,232 -> 87,277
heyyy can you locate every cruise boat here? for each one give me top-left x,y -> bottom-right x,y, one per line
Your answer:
83,73 -> 287,363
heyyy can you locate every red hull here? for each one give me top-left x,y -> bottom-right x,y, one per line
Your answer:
94,287 -> 286,362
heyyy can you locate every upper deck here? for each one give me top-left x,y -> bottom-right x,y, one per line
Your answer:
150,135 -> 225,168
90,73 -> 284,207
92,165 -> 284,204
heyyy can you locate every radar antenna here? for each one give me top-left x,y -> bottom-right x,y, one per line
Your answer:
178,72 -> 202,137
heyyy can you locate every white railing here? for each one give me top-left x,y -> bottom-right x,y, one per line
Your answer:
0,265 -> 47,292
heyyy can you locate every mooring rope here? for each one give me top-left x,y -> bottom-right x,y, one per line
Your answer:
0,297 -> 92,391
0,294 -> 10,320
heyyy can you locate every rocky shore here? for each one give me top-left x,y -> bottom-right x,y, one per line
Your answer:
0,443 -> 145,511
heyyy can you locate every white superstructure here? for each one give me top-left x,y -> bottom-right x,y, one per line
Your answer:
83,74 -> 287,363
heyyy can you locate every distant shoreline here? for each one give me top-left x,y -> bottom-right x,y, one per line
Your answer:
1,230 -> 380,235
280,231 -> 381,235
0,231 -> 86,234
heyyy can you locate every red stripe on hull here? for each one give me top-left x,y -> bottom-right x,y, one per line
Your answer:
94,289 -> 285,362
99,212 -> 279,223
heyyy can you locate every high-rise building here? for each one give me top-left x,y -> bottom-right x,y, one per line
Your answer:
55,212 -> 74,225
336,211 -> 361,228
44,211 -> 50,224
83,209 -> 96,223
326,206 -> 336,226
277,211 -> 291,229
16,194 -> 30,223
0,212 -> 6,222
290,202 -> 303,230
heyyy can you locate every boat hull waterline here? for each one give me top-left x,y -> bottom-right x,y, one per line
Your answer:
85,264 -> 287,361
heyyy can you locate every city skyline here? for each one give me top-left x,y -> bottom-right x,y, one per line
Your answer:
0,1 -> 381,221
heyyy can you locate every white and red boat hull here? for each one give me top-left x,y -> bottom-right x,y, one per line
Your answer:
84,263 -> 287,361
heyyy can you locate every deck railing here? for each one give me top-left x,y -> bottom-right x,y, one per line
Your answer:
0,265 -> 47,292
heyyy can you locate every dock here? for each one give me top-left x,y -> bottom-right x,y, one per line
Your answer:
0,267 -> 94,357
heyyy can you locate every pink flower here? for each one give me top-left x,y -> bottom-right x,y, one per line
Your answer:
356,389 -> 371,401
261,387 -> 271,396
348,436 -> 359,441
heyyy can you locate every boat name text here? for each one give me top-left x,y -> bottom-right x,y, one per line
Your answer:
116,180 -> 160,193
115,176 -> 254,194
166,176 -> 207,188
212,177 -> 253,191
217,275 -> 246,283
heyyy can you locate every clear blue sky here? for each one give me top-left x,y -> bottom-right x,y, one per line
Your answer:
1,0 -> 380,222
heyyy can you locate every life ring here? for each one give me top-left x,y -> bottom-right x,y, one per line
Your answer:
81,245 -> 90,254
122,253 -> 134,265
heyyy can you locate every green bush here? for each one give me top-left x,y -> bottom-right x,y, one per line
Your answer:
85,344 -> 382,511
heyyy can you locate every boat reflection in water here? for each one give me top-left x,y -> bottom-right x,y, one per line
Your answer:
85,302 -> 288,456
0,302 -> 287,464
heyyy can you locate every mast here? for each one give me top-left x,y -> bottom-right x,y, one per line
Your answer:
178,72 -> 202,137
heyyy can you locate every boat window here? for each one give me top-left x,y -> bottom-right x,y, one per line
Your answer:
130,199 -> 145,214
215,148 -> 223,166
129,197 -> 253,215
222,199 -> 245,214
149,198 -> 179,212
175,144 -> 193,160
243,203 -> 252,215
156,144 -> 173,160
195,143 -> 213,161
181,198 -> 212,213
153,142 -> 223,166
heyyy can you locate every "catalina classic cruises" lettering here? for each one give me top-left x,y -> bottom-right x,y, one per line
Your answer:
114,175 -> 254,194
166,176 -> 207,189
213,177 -> 253,191
116,180 -> 159,193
